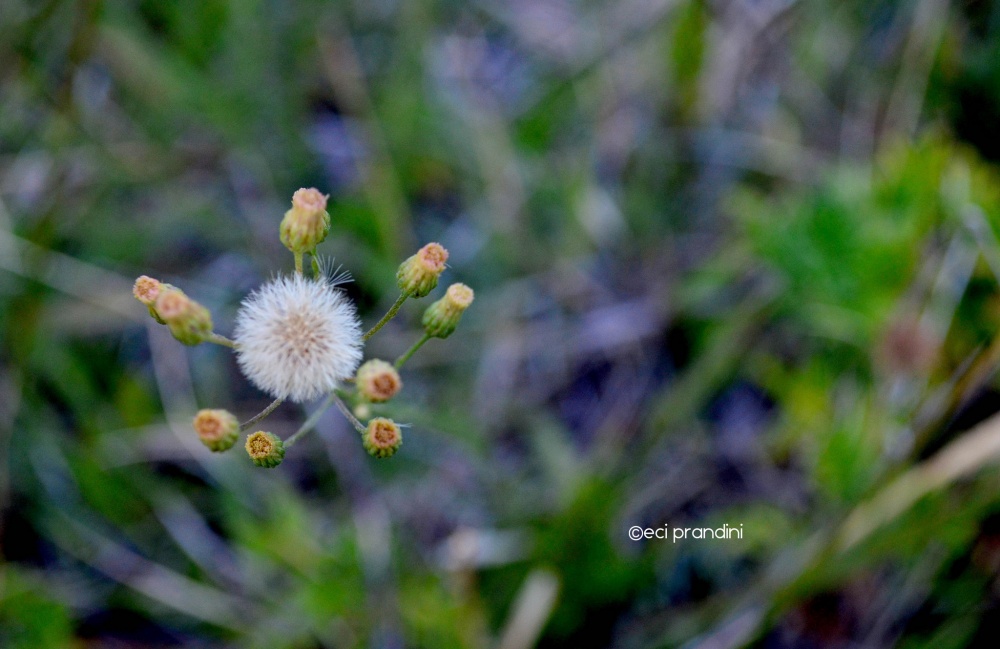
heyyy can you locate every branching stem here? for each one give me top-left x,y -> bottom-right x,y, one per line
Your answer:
284,392 -> 334,448
284,390 -> 365,449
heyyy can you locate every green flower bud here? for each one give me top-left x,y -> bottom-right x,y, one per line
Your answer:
193,409 -> 239,452
362,417 -> 402,459
147,305 -> 166,325
396,242 -> 448,298
356,359 -> 402,403
422,283 -> 474,339
245,431 -> 285,468
154,288 -> 213,345
280,188 -> 330,254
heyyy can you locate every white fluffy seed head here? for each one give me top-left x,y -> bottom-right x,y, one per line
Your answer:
233,274 -> 363,403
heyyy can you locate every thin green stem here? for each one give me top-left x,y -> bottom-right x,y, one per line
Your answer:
332,392 -> 367,435
283,392 -> 335,448
310,251 -> 320,278
240,397 -> 283,432
395,332 -> 432,369
363,292 -> 410,341
294,252 -> 304,275
284,391 -> 365,449
206,332 -> 238,349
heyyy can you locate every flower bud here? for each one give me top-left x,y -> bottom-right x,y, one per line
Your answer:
396,242 -> 449,298
363,417 -> 402,459
356,359 -> 403,403
154,287 -> 190,321
280,188 -> 331,254
245,431 -> 285,468
422,283 -> 474,339
166,303 -> 213,346
133,275 -> 162,306
134,276 -> 167,323
154,288 -> 214,345
193,409 -> 239,452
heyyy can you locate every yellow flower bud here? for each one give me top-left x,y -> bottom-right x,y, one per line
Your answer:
245,431 -> 285,468
422,283 -> 474,339
362,417 -> 402,459
193,409 -> 239,452
280,188 -> 331,254
356,359 -> 403,403
396,242 -> 449,298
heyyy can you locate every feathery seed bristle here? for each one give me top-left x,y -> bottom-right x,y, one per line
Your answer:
233,274 -> 363,402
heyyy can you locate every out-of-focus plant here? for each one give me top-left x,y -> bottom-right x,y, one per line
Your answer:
9,0 -> 1000,646
647,135 -> 1000,646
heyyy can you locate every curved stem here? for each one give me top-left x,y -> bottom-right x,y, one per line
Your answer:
395,332 -> 431,369
240,397 -> 283,432
206,332 -> 238,349
363,292 -> 410,341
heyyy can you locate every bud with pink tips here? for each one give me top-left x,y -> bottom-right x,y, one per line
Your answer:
397,242 -> 449,298
280,187 -> 331,255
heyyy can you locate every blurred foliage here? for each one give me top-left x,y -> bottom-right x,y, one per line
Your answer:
7,0 -> 1000,648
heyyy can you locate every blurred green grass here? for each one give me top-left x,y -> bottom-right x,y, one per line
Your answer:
7,1 -> 1000,648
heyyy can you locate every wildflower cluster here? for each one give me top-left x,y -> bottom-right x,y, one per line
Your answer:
134,188 -> 473,467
